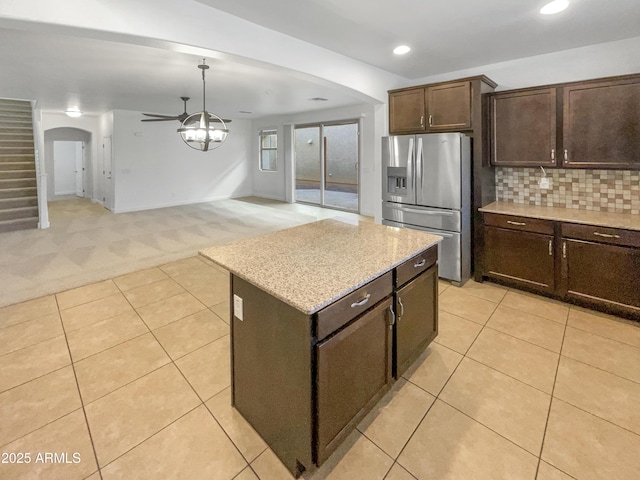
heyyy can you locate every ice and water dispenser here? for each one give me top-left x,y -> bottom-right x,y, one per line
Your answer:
386,167 -> 408,196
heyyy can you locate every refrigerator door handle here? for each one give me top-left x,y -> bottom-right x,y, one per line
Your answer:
400,207 -> 455,216
416,136 -> 423,199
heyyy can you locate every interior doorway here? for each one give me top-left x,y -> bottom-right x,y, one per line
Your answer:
53,140 -> 84,197
294,121 -> 359,212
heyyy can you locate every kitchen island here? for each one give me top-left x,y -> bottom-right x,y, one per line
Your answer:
200,218 -> 441,477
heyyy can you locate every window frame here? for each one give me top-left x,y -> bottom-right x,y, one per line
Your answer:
259,128 -> 278,172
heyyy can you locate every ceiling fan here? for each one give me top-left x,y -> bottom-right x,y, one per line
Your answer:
141,96 -> 231,123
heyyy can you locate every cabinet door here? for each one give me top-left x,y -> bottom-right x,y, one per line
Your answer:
490,88 -> 557,166
562,77 -> 640,169
561,239 -> 640,313
316,298 -> 393,464
389,88 -> 426,134
484,226 -> 555,294
396,264 -> 438,378
426,81 -> 471,131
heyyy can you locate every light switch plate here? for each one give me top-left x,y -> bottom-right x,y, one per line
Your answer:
233,294 -> 244,321
539,177 -> 551,189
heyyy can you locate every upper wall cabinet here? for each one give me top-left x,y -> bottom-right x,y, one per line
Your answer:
389,77 -> 495,135
489,73 -> 640,169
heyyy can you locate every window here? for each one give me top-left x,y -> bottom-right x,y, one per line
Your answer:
259,129 -> 277,171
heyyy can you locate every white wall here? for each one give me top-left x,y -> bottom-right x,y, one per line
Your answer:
252,103 -> 385,217
111,110 -> 253,213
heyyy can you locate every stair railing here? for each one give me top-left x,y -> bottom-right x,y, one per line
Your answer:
31,101 -> 50,229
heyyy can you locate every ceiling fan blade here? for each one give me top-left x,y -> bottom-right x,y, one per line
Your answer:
208,116 -> 232,123
142,113 -> 180,119
141,118 -> 181,122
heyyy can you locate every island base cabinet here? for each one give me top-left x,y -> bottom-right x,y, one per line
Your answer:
316,298 -> 393,464
395,264 -> 438,378
561,239 -> 640,317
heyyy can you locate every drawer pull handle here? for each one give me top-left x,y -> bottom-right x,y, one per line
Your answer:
429,114 -> 433,126
414,259 -> 426,268
507,220 -> 526,226
551,149 -> 555,160
388,305 -> 396,329
564,149 -> 568,161
593,232 -> 620,239
398,296 -> 404,318
420,115 -> 424,127
350,293 -> 371,308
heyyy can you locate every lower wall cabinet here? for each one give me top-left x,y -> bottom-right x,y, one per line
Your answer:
483,213 -> 640,319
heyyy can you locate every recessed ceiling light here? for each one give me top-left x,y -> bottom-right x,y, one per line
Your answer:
540,0 -> 569,15
393,45 -> 411,55
65,108 -> 82,118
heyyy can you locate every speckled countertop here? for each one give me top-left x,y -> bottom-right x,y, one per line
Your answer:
199,219 -> 441,314
479,202 -> 640,231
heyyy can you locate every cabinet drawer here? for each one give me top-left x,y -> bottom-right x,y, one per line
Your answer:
316,271 -> 393,340
396,246 -> 437,287
484,213 -> 554,235
561,223 -> 640,248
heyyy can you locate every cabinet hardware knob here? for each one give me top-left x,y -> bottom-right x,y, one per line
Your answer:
414,259 -> 426,268
507,220 -> 526,226
429,115 -> 433,126
549,239 -> 553,256
563,149 -> 568,161
420,115 -> 424,127
350,293 -> 371,308
388,305 -> 396,329
593,232 -> 621,239
397,296 -> 404,318
551,149 -> 555,160
562,241 -> 567,259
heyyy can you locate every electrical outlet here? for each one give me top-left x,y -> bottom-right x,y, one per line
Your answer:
539,177 -> 551,189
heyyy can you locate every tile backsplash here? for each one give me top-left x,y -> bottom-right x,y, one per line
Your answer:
495,168 -> 640,215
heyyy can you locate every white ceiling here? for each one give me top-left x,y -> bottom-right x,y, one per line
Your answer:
0,0 -> 639,119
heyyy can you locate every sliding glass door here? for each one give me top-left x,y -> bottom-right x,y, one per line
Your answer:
294,121 -> 359,212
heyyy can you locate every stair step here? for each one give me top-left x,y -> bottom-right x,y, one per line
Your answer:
0,154 -> 35,163
0,110 -> 31,117
0,148 -> 35,155
0,217 -> 38,233
0,162 -> 35,171
0,206 -> 38,222
0,187 -> 37,199
0,99 -> 31,106
0,134 -> 33,142
0,178 -> 37,189
0,196 -> 38,208
0,141 -> 35,148
0,170 -> 36,179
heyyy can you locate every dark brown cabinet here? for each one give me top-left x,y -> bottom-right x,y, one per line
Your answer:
483,213 -> 555,294
562,77 -> 640,169
389,88 -> 426,133
316,297 -> 393,464
490,88 -> 557,167
489,73 -> 640,169
427,81 -> 472,131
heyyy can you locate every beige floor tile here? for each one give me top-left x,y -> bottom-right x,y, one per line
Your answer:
211,299 -> 230,324
74,333 -> 170,404
85,363 -> 201,467
250,449 -> 296,480
554,356 -> 640,435
434,311 -> 483,354
460,279 -> 508,303
154,309 -> 229,359
486,305 -> 566,353
438,280 -> 450,295
438,288 -> 497,325
113,267 -> 169,291
235,467 -> 259,480
501,291 -> 569,324
384,463 -> 418,480
101,405 -> 247,480
136,291 -> 207,330
173,267 -> 230,307
176,335 -> 230,400
562,326 -> 640,384
66,310 -> 148,361
123,278 -> 186,308
84,473 -> 101,480
398,400 -> 537,480
536,461 -> 574,480
402,342 -> 463,396
60,293 -> 134,332
56,279 -> 120,311
0,366 -> 81,446
542,398 -> 640,480
568,306 -> 640,348
467,328 -> 559,393
358,378 -> 434,459
0,312 -> 63,356
0,295 -> 58,329
440,357 -> 551,455
159,256 -> 210,276
0,410 -> 98,480
205,387 -> 267,463
0,335 -> 70,392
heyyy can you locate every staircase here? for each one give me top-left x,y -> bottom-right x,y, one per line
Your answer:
0,99 -> 39,233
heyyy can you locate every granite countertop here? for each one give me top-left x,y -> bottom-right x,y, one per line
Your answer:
479,201 -> 640,232
199,218 -> 441,314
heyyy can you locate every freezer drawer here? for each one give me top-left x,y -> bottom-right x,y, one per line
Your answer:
382,219 -> 466,283
382,202 -> 461,232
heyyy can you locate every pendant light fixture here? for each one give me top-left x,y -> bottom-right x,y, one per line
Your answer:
177,59 -> 229,151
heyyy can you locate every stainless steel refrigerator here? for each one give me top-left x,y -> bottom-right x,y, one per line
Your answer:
382,133 -> 471,285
